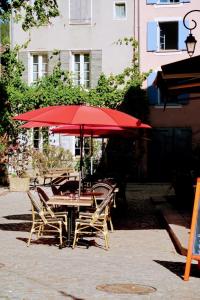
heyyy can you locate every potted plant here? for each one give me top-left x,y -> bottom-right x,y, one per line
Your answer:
8,141 -> 31,192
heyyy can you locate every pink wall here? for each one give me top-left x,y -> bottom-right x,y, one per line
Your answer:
150,98 -> 200,144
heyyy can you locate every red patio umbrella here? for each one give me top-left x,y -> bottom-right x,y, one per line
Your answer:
13,105 -> 144,127
14,105 -> 151,180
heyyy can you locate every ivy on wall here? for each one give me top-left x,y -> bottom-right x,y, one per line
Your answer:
0,39 -> 151,140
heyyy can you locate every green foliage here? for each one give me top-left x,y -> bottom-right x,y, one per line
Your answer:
0,20 -> 10,45
31,145 -> 74,174
0,37 -> 150,139
0,45 -> 28,137
0,0 -> 59,31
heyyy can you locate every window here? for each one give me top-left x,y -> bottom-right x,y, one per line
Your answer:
33,128 -> 40,149
75,137 -> 90,157
159,22 -> 178,50
146,0 -> 190,4
31,54 -> 48,83
72,53 -> 90,88
114,2 -> 126,19
69,0 -> 92,25
147,20 -> 188,52
147,71 -> 189,106
159,0 -> 179,3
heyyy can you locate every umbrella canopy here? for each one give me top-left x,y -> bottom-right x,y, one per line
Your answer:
20,121 -> 54,128
51,124 -> 151,136
14,105 -> 151,186
13,105 -> 144,128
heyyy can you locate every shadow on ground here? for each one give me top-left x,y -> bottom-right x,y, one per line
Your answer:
112,197 -> 163,230
154,260 -> 200,280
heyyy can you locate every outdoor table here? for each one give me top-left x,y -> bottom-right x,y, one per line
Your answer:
48,196 -> 93,247
81,191 -> 103,197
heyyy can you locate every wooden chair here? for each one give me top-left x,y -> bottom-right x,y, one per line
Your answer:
51,184 -> 62,196
36,187 -> 68,222
27,191 -> 65,248
58,180 -> 79,195
80,182 -> 116,232
72,188 -> 115,250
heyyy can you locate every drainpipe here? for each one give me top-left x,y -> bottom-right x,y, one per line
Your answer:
133,0 -> 136,63
137,0 -> 140,71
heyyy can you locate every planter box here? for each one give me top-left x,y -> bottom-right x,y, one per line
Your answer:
9,176 -> 30,192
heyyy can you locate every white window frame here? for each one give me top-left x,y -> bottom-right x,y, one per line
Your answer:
156,19 -> 179,51
113,1 -> 127,20
29,53 -> 48,84
71,52 -> 90,88
157,0 -> 180,4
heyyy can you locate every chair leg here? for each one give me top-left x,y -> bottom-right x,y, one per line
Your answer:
59,226 -> 63,248
72,224 -> 78,249
103,224 -> 109,250
37,225 -> 43,237
104,232 -> 109,250
108,216 -> 114,232
27,226 -> 34,247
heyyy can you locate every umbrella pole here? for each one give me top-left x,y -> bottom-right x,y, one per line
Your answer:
90,134 -> 93,175
79,125 -> 84,197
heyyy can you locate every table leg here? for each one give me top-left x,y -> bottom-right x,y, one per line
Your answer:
66,207 -> 73,247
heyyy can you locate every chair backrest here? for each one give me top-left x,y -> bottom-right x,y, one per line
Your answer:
51,184 -> 62,196
91,182 -> 113,197
58,180 -> 79,194
36,187 -> 55,218
91,182 -> 113,208
91,185 -> 116,224
27,191 -> 47,223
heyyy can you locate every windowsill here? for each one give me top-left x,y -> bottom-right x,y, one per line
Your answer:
153,104 -> 182,108
113,17 -> 127,21
155,50 -> 184,55
69,21 -> 92,25
154,3 -> 183,8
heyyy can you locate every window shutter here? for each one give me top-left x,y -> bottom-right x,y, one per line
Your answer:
178,20 -> 189,50
177,93 -> 189,105
18,51 -> 29,83
147,72 -> 158,105
147,21 -> 157,51
70,0 -> 81,24
90,50 -> 102,88
146,0 -> 157,4
81,0 -> 92,23
69,0 -> 91,24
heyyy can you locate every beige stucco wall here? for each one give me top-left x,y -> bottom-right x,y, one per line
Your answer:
12,0 -> 134,76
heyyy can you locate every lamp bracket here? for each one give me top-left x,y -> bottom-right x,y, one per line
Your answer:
183,10 -> 200,33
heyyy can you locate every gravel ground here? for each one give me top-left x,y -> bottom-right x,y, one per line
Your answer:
0,184 -> 199,300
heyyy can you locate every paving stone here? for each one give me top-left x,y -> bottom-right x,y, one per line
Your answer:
0,184 -> 199,299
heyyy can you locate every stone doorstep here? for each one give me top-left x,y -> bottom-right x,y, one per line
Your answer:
156,202 -> 190,256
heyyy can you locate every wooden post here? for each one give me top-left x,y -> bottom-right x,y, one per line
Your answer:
184,178 -> 200,280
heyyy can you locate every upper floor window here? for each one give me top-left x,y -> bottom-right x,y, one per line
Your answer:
159,0 -> 180,3
146,0 -> 190,4
114,2 -> 126,19
69,0 -> 92,25
159,21 -> 178,50
72,53 -> 90,88
147,20 -> 188,52
31,54 -> 48,83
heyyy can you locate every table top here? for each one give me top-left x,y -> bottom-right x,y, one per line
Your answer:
81,191 -> 103,196
48,196 -> 93,207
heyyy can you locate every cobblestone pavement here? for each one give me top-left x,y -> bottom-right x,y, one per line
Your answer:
0,185 -> 200,299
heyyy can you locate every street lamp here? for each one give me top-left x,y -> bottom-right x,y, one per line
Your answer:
183,10 -> 200,57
